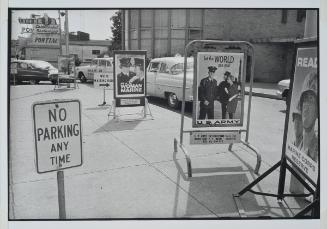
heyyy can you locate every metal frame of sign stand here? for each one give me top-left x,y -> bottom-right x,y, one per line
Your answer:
173,40 -> 261,178
108,98 -> 153,121
232,38 -> 319,218
98,88 -> 109,106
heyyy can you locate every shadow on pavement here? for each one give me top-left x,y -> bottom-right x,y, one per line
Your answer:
93,119 -> 142,133
172,149 -> 261,218
147,97 -> 193,118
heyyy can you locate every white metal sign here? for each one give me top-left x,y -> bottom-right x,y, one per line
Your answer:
190,131 -> 241,144
32,100 -> 83,173
94,72 -> 113,89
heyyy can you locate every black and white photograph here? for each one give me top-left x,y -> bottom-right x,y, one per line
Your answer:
114,51 -> 146,97
194,52 -> 244,127
2,4 -> 324,229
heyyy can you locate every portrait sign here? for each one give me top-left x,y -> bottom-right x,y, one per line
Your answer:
193,52 -> 245,127
285,47 -> 318,183
114,50 -> 146,107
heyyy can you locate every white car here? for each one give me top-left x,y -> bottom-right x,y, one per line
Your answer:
276,79 -> 290,99
147,57 -> 194,108
75,57 -> 113,83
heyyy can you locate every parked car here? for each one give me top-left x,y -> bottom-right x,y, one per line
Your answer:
147,57 -> 194,108
75,57 -> 113,83
276,79 -> 290,99
10,60 -> 58,85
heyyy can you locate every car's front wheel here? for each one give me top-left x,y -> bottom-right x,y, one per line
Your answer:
167,93 -> 179,109
79,72 -> 87,83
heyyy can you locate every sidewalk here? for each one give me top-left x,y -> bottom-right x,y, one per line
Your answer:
9,83 -> 307,219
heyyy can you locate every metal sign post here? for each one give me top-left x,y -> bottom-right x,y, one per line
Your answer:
57,170 -> 66,219
233,39 -> 319,218
11,62 -> 18,86
174,40 -> 261,178
32,99 -> 83,219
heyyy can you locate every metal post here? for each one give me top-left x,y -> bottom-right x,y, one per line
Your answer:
65,10 -> 69,55
180,46 -> 189,144
57,170 -> 66,219
58,10 -> 62,55
245,48 -> 255,142
277,156 -> 287,200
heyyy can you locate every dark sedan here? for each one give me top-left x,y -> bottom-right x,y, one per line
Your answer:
10,60 -> 59,85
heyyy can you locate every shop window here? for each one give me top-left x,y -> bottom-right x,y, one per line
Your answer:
92,50 -> 100,55
281,10 -> 288,24
297,10 -> 306,22
189,29 -> 201,40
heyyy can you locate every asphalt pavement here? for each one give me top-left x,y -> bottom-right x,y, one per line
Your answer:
9,82 -> 309,219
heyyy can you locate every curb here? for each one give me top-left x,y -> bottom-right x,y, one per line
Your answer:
245,91 -> 283,100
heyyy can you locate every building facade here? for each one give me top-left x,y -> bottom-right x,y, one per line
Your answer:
122,9 -> 307,82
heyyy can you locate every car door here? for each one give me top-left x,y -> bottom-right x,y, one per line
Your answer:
147,62 -> 160,96
155,62 -> 171,97
29,64 -> 48,81
17,62 -> 31,81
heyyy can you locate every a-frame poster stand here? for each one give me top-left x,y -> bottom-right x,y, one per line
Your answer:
108,50 -> 153,121
108,97 -> 153,121
174,40 -> 261,178
233,38 -> 319,218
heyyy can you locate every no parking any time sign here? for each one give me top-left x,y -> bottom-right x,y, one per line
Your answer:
32,99 -> 83,173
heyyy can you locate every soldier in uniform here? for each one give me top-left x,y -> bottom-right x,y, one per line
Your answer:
297,71 -> 318,162
217,71 -> 231,119
198,66 -> 218,119
116,57 -> 136,95
129,58 -> 145,85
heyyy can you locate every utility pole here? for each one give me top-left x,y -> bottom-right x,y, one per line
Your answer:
58,10 -> 62,55
65,10 -> 69,55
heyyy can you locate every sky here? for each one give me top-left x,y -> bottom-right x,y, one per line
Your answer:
11,10 -> 118,40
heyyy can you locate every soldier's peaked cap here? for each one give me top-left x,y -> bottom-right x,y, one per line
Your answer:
224,71 -> 231,76
119,57 -> 131,67
208,66 -> 217,72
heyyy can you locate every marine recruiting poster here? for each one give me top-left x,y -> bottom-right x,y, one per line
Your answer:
193,52 -> 245,128
285,47 -> 318,183
114,51 -> 146,107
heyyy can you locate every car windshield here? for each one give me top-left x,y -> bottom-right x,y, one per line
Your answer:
30,61 -> 54,69
170,62 -> 193,74
91,60 -> 98,65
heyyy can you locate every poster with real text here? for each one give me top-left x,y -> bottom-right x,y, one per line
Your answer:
114,51 -> 146,99
285,47 -> 318,183
193,52 -> 245,127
